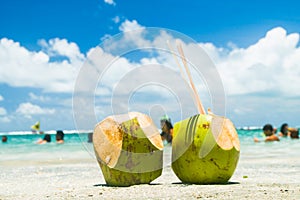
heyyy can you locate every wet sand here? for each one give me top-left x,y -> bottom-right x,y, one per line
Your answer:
1,147 -> 300,199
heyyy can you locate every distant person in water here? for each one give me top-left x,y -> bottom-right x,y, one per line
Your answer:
2,135 -> 7,143
87,132 -> 93,143
37,134 -> 51,144
56,130 -> 64,144
160,116 -> 173,144
278,123 -> 291,137
289,128 -> 299,139
254,124 -> 280,142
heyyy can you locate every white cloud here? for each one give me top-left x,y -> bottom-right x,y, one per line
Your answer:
29,92 -> 50,102
112,16 -> 120,24
0,38 -> 84,93
39,38 -> 84,63
4,26 -> 295,102
86,26 -> 300,127
0,107 -> 7,115
199,27 -> 300,97
104,0 -> 116,6
16,102 -> 55,115
105,19 -> 151,51
0,95 -> 3,101
2,26 -> 300,129
119,19 -> 144,32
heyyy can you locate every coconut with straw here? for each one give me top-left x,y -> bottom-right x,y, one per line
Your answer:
168,40 -> 240,184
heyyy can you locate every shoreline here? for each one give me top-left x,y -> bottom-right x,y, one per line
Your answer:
0,130 -> 92,136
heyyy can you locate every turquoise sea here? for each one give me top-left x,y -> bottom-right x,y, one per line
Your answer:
1,129 -> 300,167
0,132 -> 95,166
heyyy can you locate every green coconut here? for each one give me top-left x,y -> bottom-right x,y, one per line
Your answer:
167,41 -> 240,184
171,112 -> 240,184
93,112 -> 163,186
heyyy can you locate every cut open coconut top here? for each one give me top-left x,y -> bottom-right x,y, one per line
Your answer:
208,111 -> 240,151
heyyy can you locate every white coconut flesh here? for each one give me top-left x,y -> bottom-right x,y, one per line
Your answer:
209,112 -> 240,151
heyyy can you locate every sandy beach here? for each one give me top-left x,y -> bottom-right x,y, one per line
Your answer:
1,143 -> 300,200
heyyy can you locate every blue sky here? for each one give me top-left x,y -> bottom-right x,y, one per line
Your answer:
1,0 -> 300,132
2,0 -> 299,51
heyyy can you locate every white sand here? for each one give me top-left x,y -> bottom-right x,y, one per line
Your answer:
1,148 -> 300,199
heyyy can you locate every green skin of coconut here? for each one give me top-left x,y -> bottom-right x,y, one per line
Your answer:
172,114 -> 240,184
96,117 -> 163,187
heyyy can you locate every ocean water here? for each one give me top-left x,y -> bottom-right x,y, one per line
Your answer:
0,133 -> 95,166
1,130 -> 299,167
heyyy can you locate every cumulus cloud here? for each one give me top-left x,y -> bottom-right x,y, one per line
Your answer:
39,38 -> 84,63
101,19 -> 152,51
0,95 -> 3,101
85,26 -> 300,126
104,0 -> 116,6
2,26 -> 300,128
2,26 -> 298,100
119,19 -> 144,32
16,102 -> 55,115
199,27 -> 300,97
0,38 -> 84,93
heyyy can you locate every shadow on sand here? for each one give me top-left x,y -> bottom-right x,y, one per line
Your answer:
93,182 -> 163,187
93,181 -> 239,187
171,181 -> 240,185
